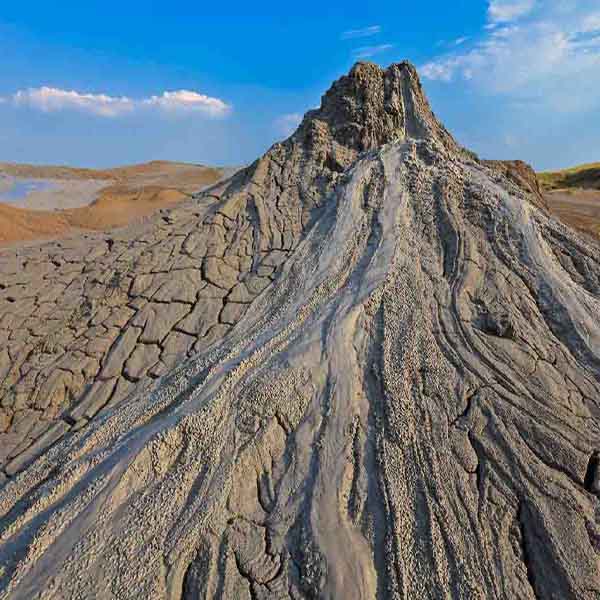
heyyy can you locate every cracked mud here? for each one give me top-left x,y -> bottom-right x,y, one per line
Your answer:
1,62 -> 600,599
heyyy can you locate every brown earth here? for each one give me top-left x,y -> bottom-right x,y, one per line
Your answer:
534,161 -> 600,241
544,188 -> 600,240
0,161 -> 225,245
0,203 -> 72,242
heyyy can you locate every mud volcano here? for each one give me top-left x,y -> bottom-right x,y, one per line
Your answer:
1,62 -> 600,599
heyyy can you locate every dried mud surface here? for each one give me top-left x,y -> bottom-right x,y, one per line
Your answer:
1,62 -> 600,599
0,161 -> 226,245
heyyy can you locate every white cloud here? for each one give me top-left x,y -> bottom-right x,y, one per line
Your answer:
421,1 -> 600,112
275,113 -> 303,137
12,86 -> 231,118
13,87 -> 135,117
582,13 -> 600,33
143,90 -> 231,117
341,26 -> 381,40
488,0 -> 536,23
353,44 -> 394,58
421,59 -> 459,82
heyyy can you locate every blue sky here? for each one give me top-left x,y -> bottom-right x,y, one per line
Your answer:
0,1 -> 598,170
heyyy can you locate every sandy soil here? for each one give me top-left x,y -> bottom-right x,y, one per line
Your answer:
0,161 -> 227,245
544,188 -> 600,239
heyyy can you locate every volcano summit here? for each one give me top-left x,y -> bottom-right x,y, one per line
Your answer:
1,62 -> 600,599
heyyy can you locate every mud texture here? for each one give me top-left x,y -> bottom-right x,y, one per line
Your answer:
1,62 -> 600,600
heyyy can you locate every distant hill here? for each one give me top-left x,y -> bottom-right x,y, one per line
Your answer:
0,159 -> 224,188
538,161 -> 600,191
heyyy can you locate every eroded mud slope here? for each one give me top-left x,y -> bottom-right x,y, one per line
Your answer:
1,62 -> 600,600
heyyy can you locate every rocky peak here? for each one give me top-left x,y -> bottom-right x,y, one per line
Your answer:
294,61 -> 457,155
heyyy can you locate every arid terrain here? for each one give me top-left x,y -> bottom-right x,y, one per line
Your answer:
1,62 -> 600,599
539,161 -> 600,191
537,163 -> 600,240
543,189 -> 600,239
0,161 -> 228,245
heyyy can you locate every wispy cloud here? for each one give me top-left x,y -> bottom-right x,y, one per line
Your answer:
341,25 -> 381,40
275,113 -> 303,137
13,87 -> 135,117
11,86 -> 231,118
488,0 -> 536,23
353,44 -> 394,59
436,36 -> 470,50
421,1 -> 600,112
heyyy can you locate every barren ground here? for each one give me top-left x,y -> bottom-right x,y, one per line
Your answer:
544,188 -> 600,240
0,161 -> 227,245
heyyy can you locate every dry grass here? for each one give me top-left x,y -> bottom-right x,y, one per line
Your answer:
538,162 -> 600,191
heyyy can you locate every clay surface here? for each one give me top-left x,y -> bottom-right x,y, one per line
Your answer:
0,161 -> 228,245
1,62 -> 600,600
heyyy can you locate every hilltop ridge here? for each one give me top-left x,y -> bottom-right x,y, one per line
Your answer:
539,161 -> 600,191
